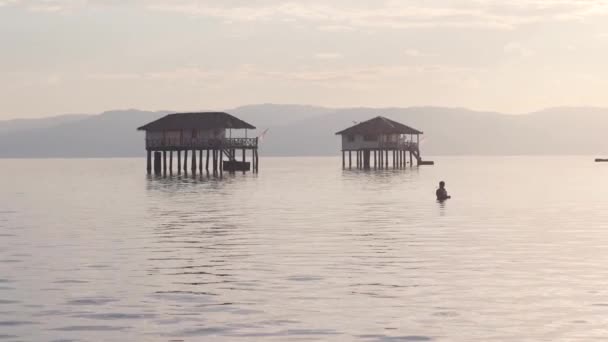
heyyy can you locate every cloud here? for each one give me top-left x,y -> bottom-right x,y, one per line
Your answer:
313,53 -> 343,60
503,42 -> 535,57
5,1 -> 608,30
403,49 -> 437,57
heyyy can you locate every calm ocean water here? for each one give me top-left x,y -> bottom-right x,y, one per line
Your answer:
2,156 -> 608,341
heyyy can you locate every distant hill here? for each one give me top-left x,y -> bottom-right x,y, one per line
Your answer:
0,113 -> 90,135
1,104 -> 608,157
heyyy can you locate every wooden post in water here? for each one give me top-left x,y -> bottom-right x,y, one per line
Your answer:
212,149 -> 217,174
205,149 -> 210,174
348,151 -> 352,169
162,151 -> 167,175
385,150 -> 389,169
396,150 -> 400,168
219,150 -> 223,177
183,150 -> 188,174
409,151 -> 413,167
360,150 -> 363,169
393,150 -> 397,169
177,150 -> 181,175
153,151 -> 161,175
199,150 -> 203,174
169,151 -> 173,174
373,150 -> 377,169
251,149 -> 255,172
146,150 -> 152,174
254,149 -> 259,173
342,151 -> 345,169
242,148 -> 246,173
191,148 -> 196,175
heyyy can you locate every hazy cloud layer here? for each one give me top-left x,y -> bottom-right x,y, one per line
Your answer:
2,0 -> 608,117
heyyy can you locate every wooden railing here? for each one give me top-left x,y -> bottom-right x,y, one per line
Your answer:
379,141 -> 419,150
146,137 -> 258,150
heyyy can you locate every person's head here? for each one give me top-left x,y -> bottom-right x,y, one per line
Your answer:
439,181 -> 445,188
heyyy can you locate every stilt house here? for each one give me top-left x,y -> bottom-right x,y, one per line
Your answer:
336,116 -> 428,169
137,112 -> 259,176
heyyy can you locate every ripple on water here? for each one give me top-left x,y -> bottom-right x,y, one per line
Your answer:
359,335 -> 433,341
65,297 -> 118,306
229,329 -> 342,338
52,325 -> 129,331
0,321 -> 39,326
0,300 -> 19,305
76,313 -> 156,320
53,280 -> 89,284
174,326 -> 234,336
286,275 -> 324,282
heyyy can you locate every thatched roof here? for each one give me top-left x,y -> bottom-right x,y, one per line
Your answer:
137,112 -> 255,131
335,116 -> 423,135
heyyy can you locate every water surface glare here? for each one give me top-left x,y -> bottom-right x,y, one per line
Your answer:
2,156 -> 608,341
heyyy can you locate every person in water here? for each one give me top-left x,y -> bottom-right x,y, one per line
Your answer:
436,181 -> 451,200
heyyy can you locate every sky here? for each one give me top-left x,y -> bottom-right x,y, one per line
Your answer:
2,0 -> 608,119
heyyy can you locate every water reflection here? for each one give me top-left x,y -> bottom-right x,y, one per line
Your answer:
3,157 -> 608,340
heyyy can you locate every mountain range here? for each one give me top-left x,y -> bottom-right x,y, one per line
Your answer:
1,104 -> 607,157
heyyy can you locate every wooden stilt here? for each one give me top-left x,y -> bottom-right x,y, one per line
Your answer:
348,151 -> 352,169
251,149 -> 255,172
153,151 -> 161,175
162,151 -> 167,175
177,150 -> 182,175
385,150 -> 389,169
360,150 -> 363,169
242,148 -> 246,173
375,150 -> 378,169
146,150 -> 152,174
393,150 -> 397,169
183,150 -> 188,174
169,151 -> 173,174
219,150 -> 223,177
212,149 -> 217,174
191,148 -> 196,175
396,150 -> 400,168
409,151 -> 413,167
342,151 -> 345,169
206,149 -> 210,174
254,149 -> 259,173
199,150 -> 203,174
397,150 -> 401,168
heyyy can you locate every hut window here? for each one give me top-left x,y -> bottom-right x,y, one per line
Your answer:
347,135 -> 355,142
363,134 -> 377,141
